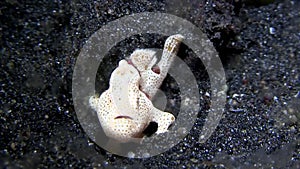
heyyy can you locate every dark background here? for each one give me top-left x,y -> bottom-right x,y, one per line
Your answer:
1,0 -> 299,168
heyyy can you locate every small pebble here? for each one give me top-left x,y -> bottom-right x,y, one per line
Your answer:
127,151 -> 135,158
10,142 -> 16,150
142,152 -> 150,158
177,127 -> 187,136
269,27 -> 276,34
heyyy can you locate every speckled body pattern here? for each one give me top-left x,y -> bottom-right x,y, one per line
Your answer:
89,34 -> 184,142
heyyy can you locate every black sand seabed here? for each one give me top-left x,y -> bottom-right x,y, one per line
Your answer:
0,0 -> 299,168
